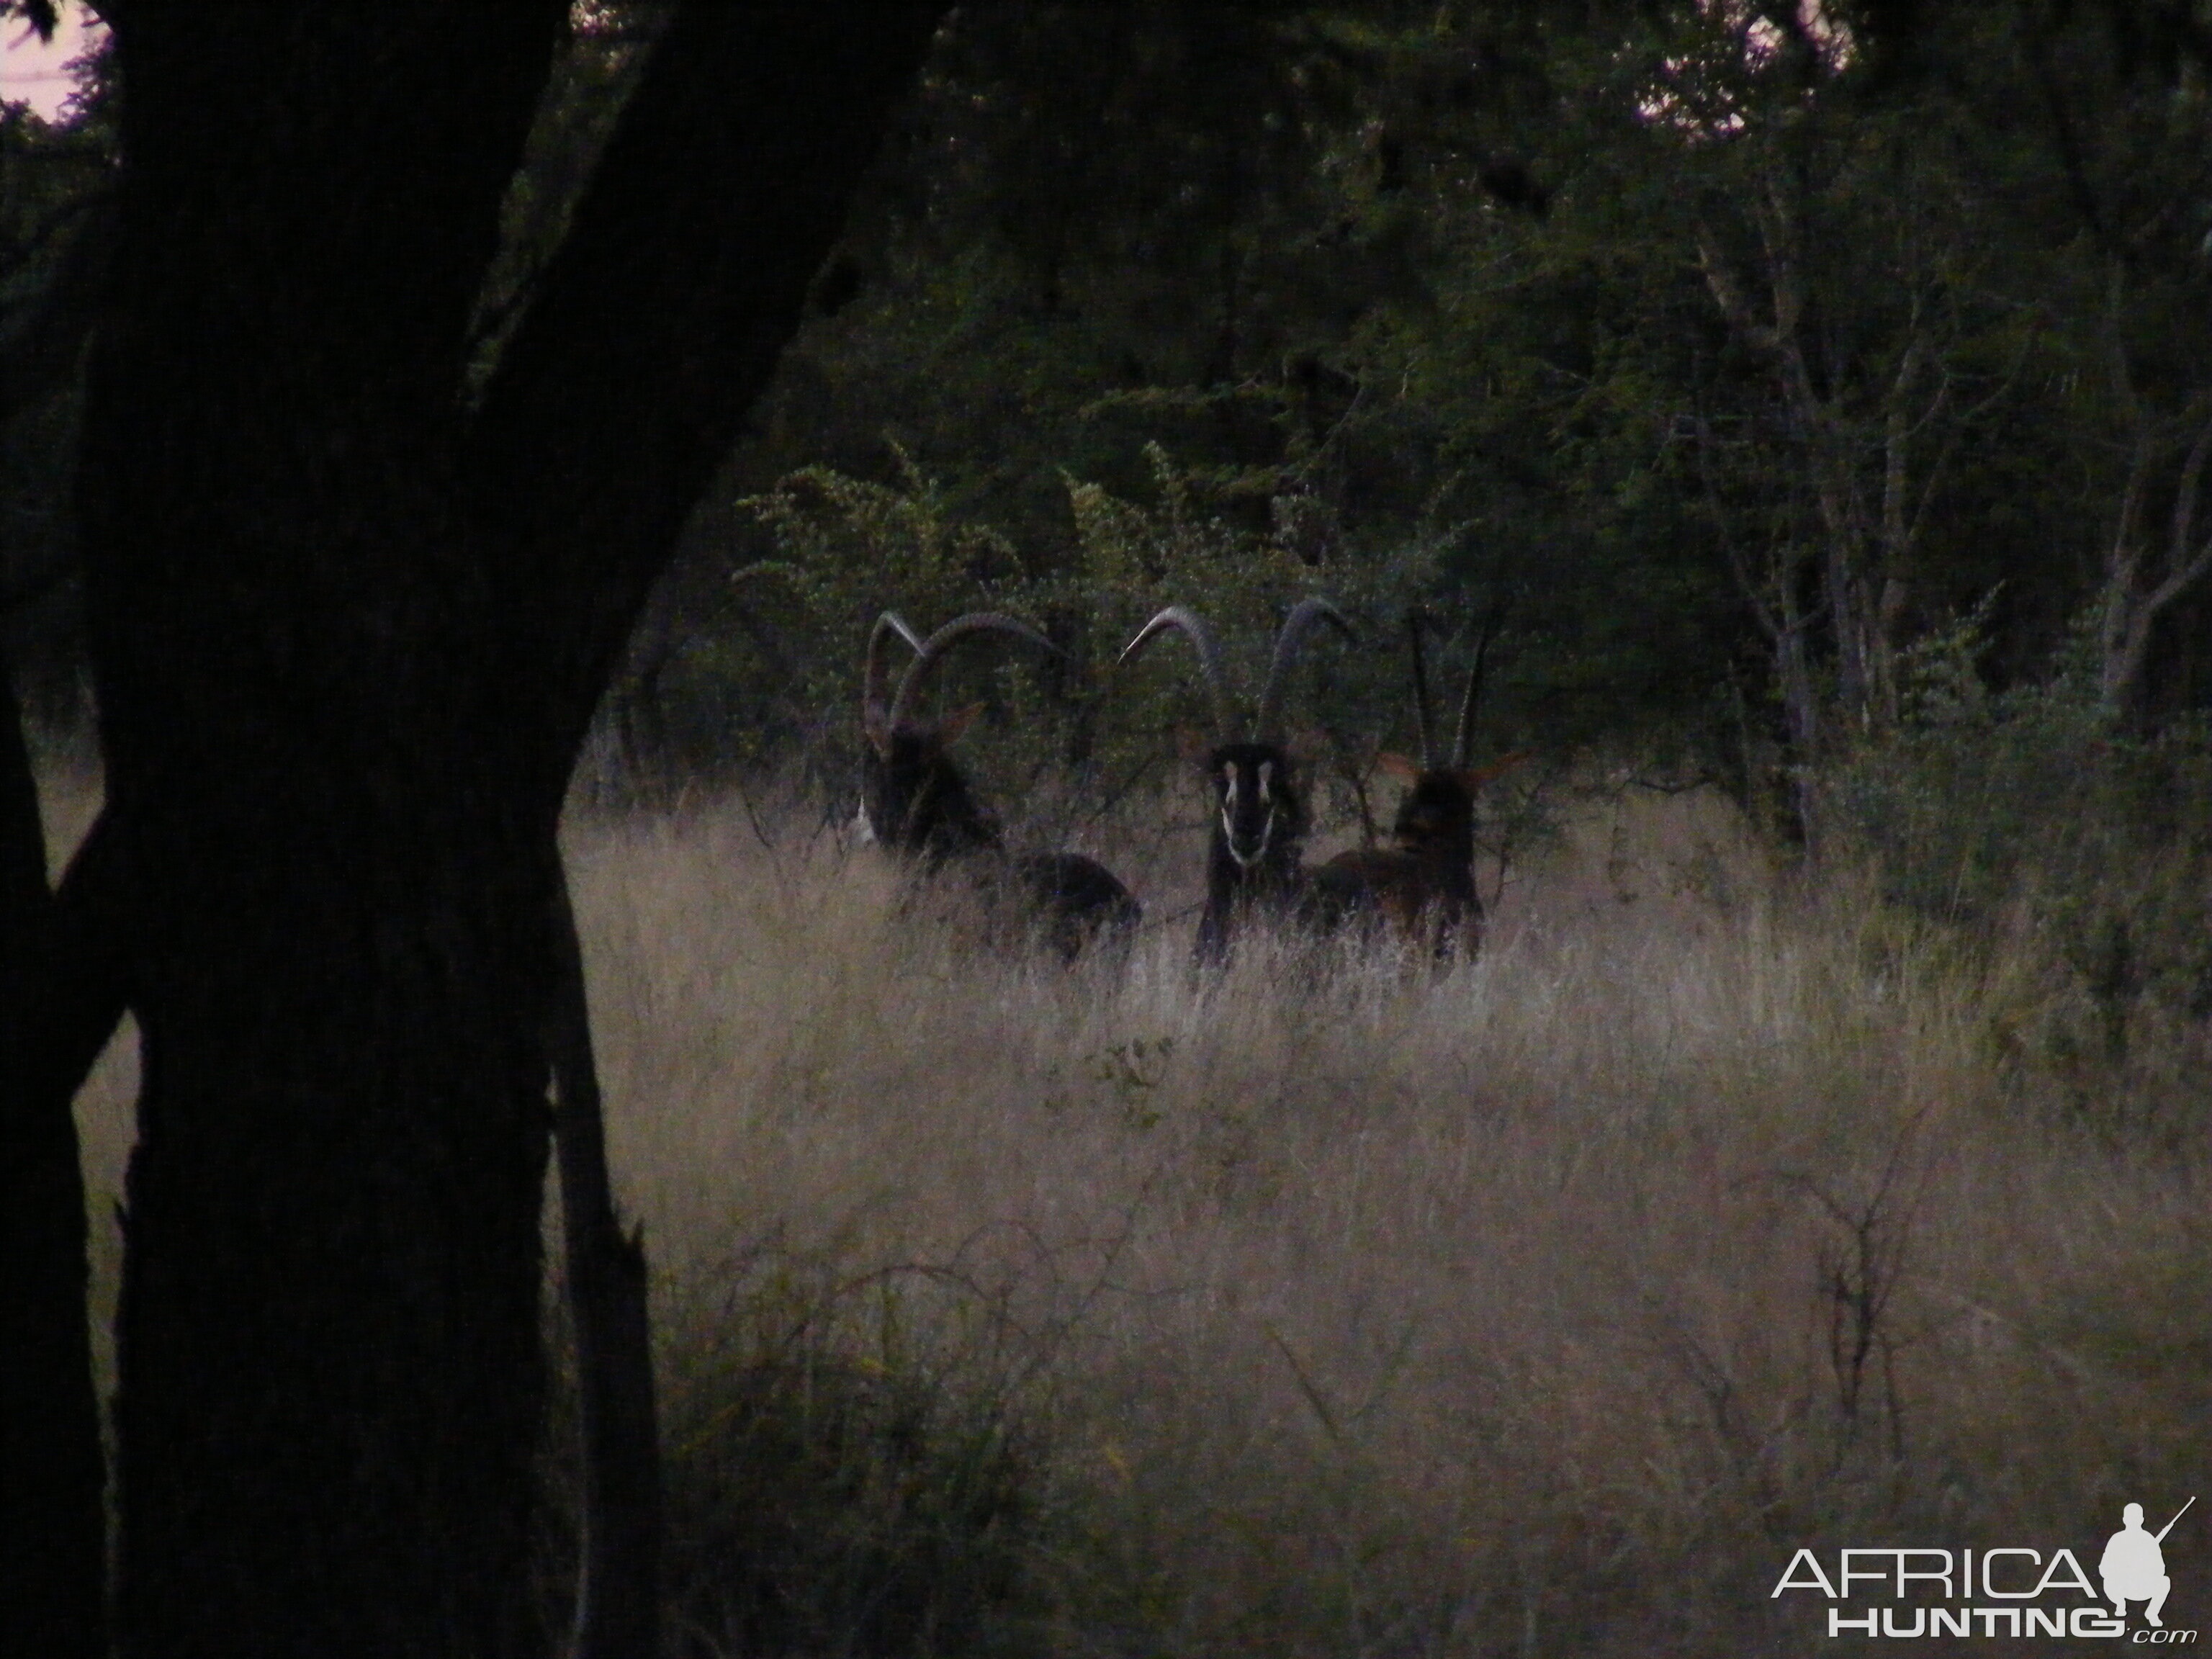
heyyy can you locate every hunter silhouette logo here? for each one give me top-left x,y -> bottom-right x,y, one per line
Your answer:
2105,1498 -> 2193,1632
1771,1495 -> 2198,1640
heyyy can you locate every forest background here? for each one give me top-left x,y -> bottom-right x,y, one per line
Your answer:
12,4 -> 2212,891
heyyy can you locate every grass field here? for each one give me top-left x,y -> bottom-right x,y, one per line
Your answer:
55,769 -> 2211,1655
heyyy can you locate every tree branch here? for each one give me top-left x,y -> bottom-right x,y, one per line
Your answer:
465,0 -> 951,801
1695,228 -> 1779,356
0,194 -> 110,424
1696,416 -> 1784,645
10,805 -> 133,1101
1,674 -> 127,1659
105,4 -> 565,415
1907,328 -> 2031,554
2146,406 -> 2212,614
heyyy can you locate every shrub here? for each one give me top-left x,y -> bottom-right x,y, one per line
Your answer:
655,441 -> 1455,840
1824,610 -> 2212,1138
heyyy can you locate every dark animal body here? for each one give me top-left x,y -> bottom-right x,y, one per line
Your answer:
1120,599 -> 1353,964
1302,611 -> 1513,966
861,611 -> 1139,961
1300,762 -> 1484,962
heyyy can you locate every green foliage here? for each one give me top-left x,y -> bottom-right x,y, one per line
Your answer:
1051,441 -> 1382,708
467,4 -> 668,400
716,441 -> 1036,765
701,438 -> 1451,836
15,0 -> 2212,799
636,0 -> 2212,817
1825,599 -> 2068,922
1,63 -> 118,721
1826,603 -> 2212,1136
632,2 -> 1751,795
1823,606 -> 2191,926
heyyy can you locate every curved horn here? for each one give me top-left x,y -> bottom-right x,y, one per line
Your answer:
1118,606 -> 1233,745
865,611 -> 926,735
1255,595 -> 1355,742
1406,610 -> 1439,770
1453,601 -> 1504,768
888,611 -> 1060,731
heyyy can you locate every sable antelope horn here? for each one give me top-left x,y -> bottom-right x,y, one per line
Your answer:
1452,599 -> 1506,768
1120,605 -> 1233,745
865,611 -> 927,738
1407,610 -> 1439,770
888,611 -> 1060,731
1255,596 -> 1355,742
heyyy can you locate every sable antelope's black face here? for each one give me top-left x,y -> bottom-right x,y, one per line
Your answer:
1392,771 -> 1477,858
1210,741 -> 1298,870
861,711 -> 997,858
1375,749 -> 1525,866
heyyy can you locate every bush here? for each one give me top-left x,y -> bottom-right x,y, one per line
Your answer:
1823,611 -> 2212,1138
644,441 -> 1460,838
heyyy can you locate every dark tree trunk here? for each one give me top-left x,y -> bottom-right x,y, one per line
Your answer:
52,5 -> 950,1655
84,14 -> 567,1654
0,654 -> 107,1659
546,869 -> 662,1659
104,791 -> 558,1659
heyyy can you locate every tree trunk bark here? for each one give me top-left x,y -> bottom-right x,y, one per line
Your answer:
60,9 -> 952,1655
0,654 -> 107,1659
105,781 -> 557,1659
546,866 -> 662,1659
81,17 -> 567,1649
1775,570 -> 1823,852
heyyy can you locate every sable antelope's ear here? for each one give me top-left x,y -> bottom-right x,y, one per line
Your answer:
1376,751 -> 1421,784
1461,751 -> 1532,791
939,702 -> 986,745
1178,727 -> 1213,764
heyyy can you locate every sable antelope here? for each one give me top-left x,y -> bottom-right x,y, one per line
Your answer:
1302,610 -> 1518,964
1118,598 -> 1354,964
861,611 -> 1139,960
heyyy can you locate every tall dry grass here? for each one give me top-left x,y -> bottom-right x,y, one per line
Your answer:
57,771 -> 2209,1656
